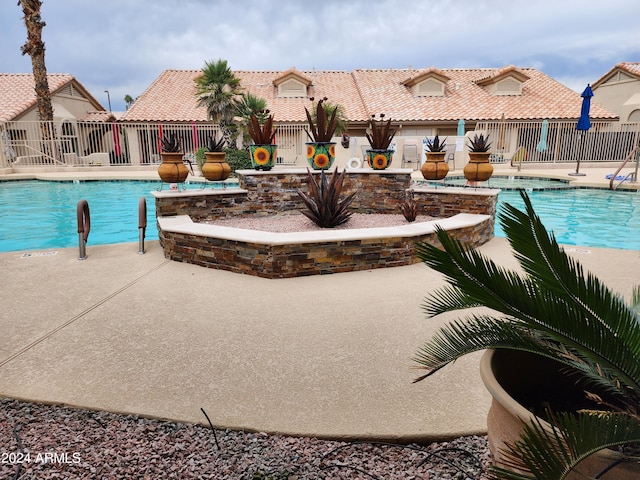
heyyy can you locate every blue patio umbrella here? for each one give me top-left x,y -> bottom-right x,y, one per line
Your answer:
571,84 -> 593,175
536,119 -> 549,152
457,119 -> 465,137
576,84 -> 593,132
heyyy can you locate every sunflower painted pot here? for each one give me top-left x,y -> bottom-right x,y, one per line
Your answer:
306,142 -> 336,170
249,144 -> 277,171
366,149 -> 394,170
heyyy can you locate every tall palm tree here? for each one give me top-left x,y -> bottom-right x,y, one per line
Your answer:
195,59 -> 242,148
19,0 -> 53,122
413,191 -> 640,479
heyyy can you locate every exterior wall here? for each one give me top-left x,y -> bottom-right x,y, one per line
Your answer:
593,77 -> 640,123
154,169 -> 498,278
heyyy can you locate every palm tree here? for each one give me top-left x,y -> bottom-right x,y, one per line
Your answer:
124,94 -> 136,110
235,93 -> 268,146
195,59 -> 242,148
413,191 -> 640,479
19,0 -> 53,122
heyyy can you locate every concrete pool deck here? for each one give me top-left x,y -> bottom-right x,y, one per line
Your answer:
0,165 -> 638,443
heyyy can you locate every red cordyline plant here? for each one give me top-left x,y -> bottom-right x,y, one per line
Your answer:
247,110 -> 276,145
304,97 -> 338,143
366,114 -> 396,150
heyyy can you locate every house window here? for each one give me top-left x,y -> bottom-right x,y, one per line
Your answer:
278,79 -> 307,97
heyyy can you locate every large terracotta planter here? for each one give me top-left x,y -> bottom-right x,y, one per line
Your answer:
421,151 -> 449,180
158,152 -> 189,183
366,149 -> 394,170
249,144 -> 277,171
463,152 -> 493,182
202,151 -> 231,181
306,142 -> 336,170
480,349 -> 640,479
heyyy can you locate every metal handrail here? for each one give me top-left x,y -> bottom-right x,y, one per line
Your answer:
609,146 -> 639,190
77,199 -> 90,259
138,197 -> 147,254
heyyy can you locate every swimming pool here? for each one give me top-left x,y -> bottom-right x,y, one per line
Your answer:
0,180 -> 638,252
418,175 -> 572,190
0,180 -> 233,253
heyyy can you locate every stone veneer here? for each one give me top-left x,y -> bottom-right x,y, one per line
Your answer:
153,168 -> 499,278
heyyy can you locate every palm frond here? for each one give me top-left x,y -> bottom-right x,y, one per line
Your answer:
488,411 -> 640,480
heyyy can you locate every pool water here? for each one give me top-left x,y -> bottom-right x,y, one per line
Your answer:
0,180 -> 638,252
420,175 -> 572,190
0,180 -> 233,253
496,188 -> 640,250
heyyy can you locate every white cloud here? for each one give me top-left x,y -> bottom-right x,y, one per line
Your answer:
2,0 -> 638,110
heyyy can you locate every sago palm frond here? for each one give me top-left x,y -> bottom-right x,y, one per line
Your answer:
414,191 -> 640,397
487,411 -> 640,480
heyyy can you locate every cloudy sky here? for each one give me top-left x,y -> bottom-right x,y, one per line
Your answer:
2,0 -> 639,112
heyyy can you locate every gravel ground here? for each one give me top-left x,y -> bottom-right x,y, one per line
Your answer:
210,213 -> 437,233
1,398 -> 491,479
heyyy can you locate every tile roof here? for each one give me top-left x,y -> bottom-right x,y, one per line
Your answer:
0,73 -> 107,124
120,66 -> 618,124
592,62 -> 640,88
0,73 -> 75,123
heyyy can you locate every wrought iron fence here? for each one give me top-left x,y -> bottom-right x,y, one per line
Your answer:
2,119 -> 639,169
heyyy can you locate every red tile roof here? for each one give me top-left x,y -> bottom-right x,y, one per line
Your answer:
592,62 -> 640,88
121,66 -> 619,124
0,73 -> 106,123
0,73 -> 73,123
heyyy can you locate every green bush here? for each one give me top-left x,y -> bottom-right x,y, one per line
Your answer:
195,147 -> 207,171
224,148 -> 252,175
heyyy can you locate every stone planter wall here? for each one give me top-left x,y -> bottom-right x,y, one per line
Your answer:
152,169 -> 499,277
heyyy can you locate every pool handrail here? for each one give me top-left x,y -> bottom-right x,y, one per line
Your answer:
138,197 -> 147,254
609,146 -> 639,190
76,199 -> 90,260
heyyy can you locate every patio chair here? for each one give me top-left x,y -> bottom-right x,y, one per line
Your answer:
445,143 -> 456,170
401,140 -> 420,169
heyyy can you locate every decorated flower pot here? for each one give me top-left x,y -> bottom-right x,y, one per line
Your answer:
421,151 -> 449,180
202,151 -> 231,181
158,152 -> 189,183
249,144 -> 277,171
463,152 -> 493,182
306,142 -> 336,170
366,149 -> 393,170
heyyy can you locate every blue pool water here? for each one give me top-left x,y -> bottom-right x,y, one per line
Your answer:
0,180 -> 233,253
0,180 -> 639,252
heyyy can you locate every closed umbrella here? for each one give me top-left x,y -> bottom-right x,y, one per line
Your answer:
570,85 -> 593,176
536,119 -> 549,153
457,119 -> 465,137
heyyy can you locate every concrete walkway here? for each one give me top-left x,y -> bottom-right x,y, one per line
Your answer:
0,165 -> 638,443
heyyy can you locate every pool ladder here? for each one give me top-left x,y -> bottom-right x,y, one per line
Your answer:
77,199 -> 90,260
76,197 -> 148,259
609,146 -> 639,190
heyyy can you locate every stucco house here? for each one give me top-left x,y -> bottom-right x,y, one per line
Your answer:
592,62 -> 640,123
0,73 -> 112,166
121,65 -> 619,167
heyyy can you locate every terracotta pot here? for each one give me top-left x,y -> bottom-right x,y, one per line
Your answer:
306,142 -> 336,170
463,152 -> 493,182
480,349 -> 640,479
366,149 -> 393,170
421,151 -> 449,180
249,144 -> 277,171
158,152 -> 189,183
202,152 -> 231,181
